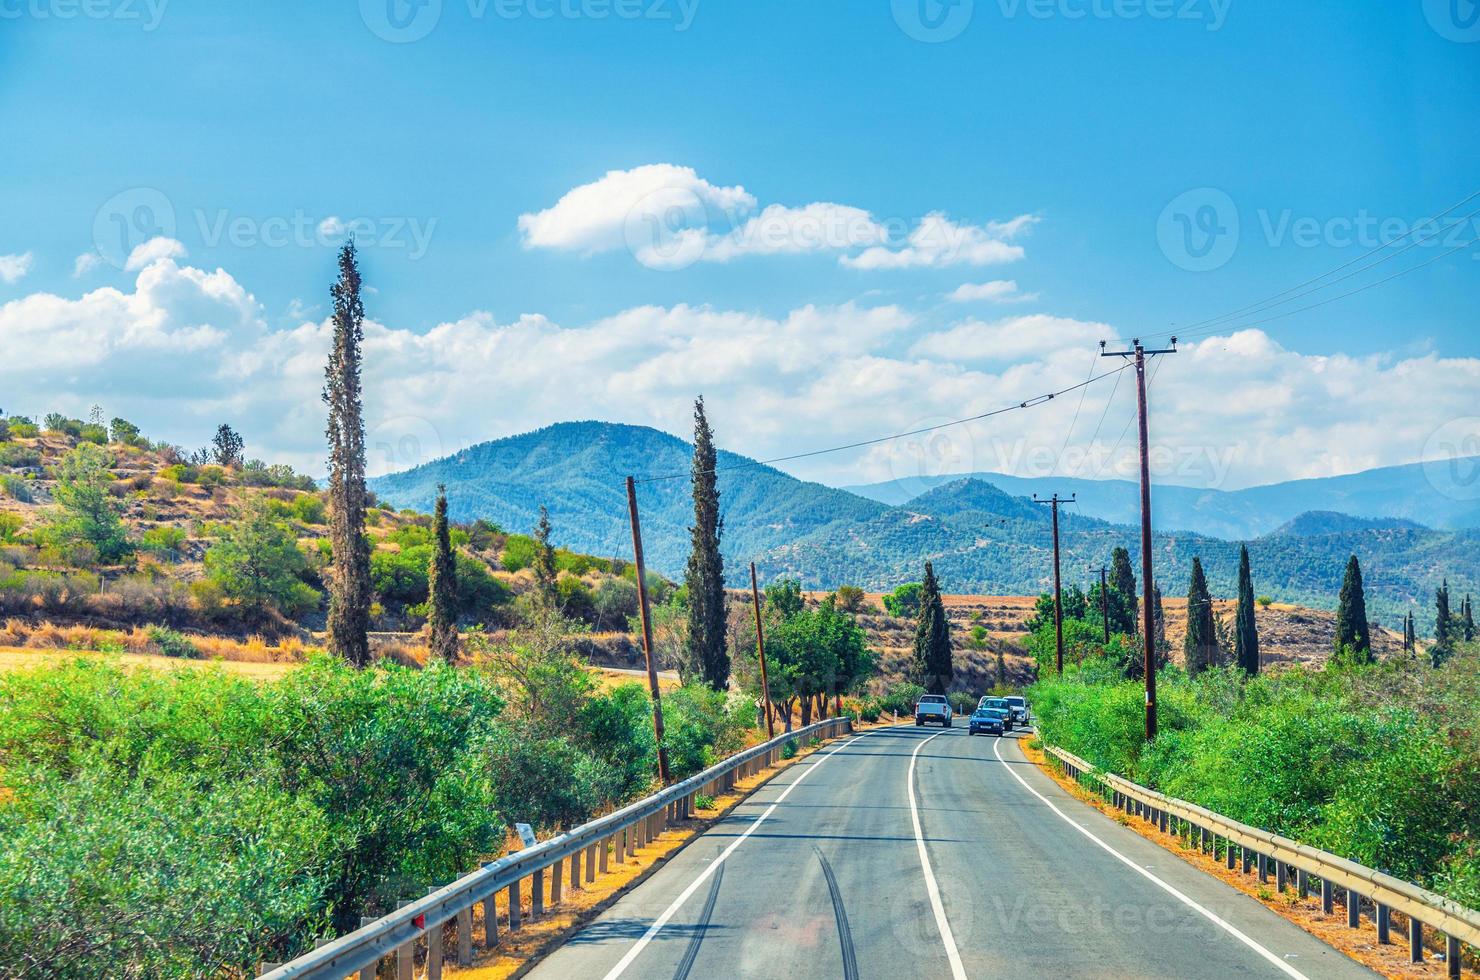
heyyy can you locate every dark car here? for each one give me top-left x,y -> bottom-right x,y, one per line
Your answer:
969,706 -> 1008,736
978,697 -> 1015,732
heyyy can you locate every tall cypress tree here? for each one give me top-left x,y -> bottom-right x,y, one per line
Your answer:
1109,545 -> 1138,635
911,561 -> 953,694
323,241 -> 372,666
684,397 -> 729,691
1433,580 -> 1453,666
427,484 -> 459,663
1334,555 -> 1372,662
1464,594 -> 1475,642
1152,583 -> 1169,667
532,505 -> 557,609
1183,558 -> 1216,675
1234,544 -> 1260,676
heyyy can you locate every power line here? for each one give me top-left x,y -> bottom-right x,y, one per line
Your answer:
1050,351 -> 1098,477
1144,187 -> 1480,344
631,362 -> 1134,484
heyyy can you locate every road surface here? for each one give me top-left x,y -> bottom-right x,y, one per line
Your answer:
528,725 -> 1378,980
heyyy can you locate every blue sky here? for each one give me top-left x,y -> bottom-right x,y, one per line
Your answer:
2,0 -> 1478,489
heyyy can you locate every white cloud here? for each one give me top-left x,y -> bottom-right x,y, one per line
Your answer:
124,236 -> 188,271
841,212 -> 1036,270
317,216 -> 345,238
4,252 -> 1476,492
948,279 -> 1037,304
910,315 -> 1112,363
0,252 -> 34,284
73,252 -> 102,278
517,164 -> 756,254
519,165 -> 1034,271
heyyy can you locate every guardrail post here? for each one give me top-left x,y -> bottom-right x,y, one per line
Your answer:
1445,935 -> 1460,979
481,877 -> 499,948
1242,847 -> 1252,875
457,902 -> 474,967
424,890 -> 443,980
1277,860 -> 1288,893
1298,869 -> 1310,899
508,880 -> 522,932
1257,853 -> 1269,884
1347,889 -> 1361,928
1159,809 -> 1168,834
1225,839 -> 1236,869
532,868 -> 545,917
1410,917 -> 1423,963
1322,878 -> 1334,915
360,916 -> 377,979
257,963 -> 282,977
551,858 -> 563,905
1376,903 -> 1390,945
395,901 -> 414,980
572,849 -> 583,891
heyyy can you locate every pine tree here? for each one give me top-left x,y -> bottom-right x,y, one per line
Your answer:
323,241 -> 372,666
684,396 -> 729,691
1183,557 -> 1216,675
211,423 -> 244,468
533,505 -> 557,609
1234,544 -> 1259,676
1109,546 -> 1138,635
1334,554 -> 1372,662
427,484 -> 459,663
911,561 -> 953,694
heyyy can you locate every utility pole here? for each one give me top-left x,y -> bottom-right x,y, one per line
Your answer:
1033,493 -> 1075,675
749,562 -> 775,739
1091,564 -> 1110,644
626,476 -> 671,784
1101,337 -> 1177,742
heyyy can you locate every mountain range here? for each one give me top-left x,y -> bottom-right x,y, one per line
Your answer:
370,421 -> 1479,630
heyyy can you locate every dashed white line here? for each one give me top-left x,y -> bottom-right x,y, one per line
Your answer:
991,736 -> 1311,980
907,729 -> 969,980
599,730 -> 875,980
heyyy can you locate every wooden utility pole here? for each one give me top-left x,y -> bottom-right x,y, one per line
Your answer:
626,476 -> 671,784
1033,493 -> 1075,675
1101,338 -> 1177,743
749,562 -> 775,739
1092,565 -> 1111,644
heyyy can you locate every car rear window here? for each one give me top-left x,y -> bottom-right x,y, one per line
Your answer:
919,695 -> 948,704
1005,697 -> 1025,706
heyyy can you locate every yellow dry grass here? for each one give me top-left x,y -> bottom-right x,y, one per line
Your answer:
0,646 -> 295,680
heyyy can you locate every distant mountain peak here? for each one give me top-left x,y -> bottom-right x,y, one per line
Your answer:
1270,510 -> 1428,537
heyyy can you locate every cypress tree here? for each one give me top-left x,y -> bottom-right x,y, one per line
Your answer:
323,241 -> 372,666
1433,581 -> 1453,667
1334,555 -> 1372,662
1183,557 -> 1216,675
1464,594 -> 1475,642
1109,545 -> 1138,635
1234,544 -> 1259,676
427,484 -> 459,663
684,396 -> 729,691
1152,583 -> 1168,667
533,505 -> 557,609
911,561 -> 953,694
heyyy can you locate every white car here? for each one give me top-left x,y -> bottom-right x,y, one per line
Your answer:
1003,695 -> 1030,727
914,694 -> 953,728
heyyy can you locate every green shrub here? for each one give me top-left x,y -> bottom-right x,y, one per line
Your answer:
882,581 -> 923,618
0,475 -> 32,503
146,625 -> 200,659
140,525 -> 187,555
0,513 -> 20,543
0,444 -> 41,468
878,681 -> 925,716
501,534 -> 536,572
780,738 -> 799,759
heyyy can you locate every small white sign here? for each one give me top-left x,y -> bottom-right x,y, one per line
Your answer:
515,823 -> 537,850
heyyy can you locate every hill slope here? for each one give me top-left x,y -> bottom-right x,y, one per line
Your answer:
842,457 -> 1480,537
368,422 -> 887,574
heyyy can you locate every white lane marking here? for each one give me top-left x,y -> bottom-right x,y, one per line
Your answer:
908,730 -> 969,980
991,737 -> 1311,980
600,730 -> 878,980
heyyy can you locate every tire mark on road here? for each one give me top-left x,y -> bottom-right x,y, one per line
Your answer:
813,845 -> 859,980
672,863 -> 723,980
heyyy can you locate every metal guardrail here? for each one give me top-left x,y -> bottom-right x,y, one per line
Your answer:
1046,745 -> 1477,978
259,717 -> 853,979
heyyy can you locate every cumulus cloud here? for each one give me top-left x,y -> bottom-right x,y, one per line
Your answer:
519,164 -> 1033,270
3,252 -> 1475,491
0,252 -> 34,284
948,279 -> 1037,303
124,236 -> 188,271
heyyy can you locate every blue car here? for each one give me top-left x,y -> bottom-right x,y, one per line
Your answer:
968,706 -> 1008,736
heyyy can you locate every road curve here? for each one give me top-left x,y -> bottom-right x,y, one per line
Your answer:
526,726 -> 1379,980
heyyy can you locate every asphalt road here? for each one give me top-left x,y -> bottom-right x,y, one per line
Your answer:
527,725 -> 1380,980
